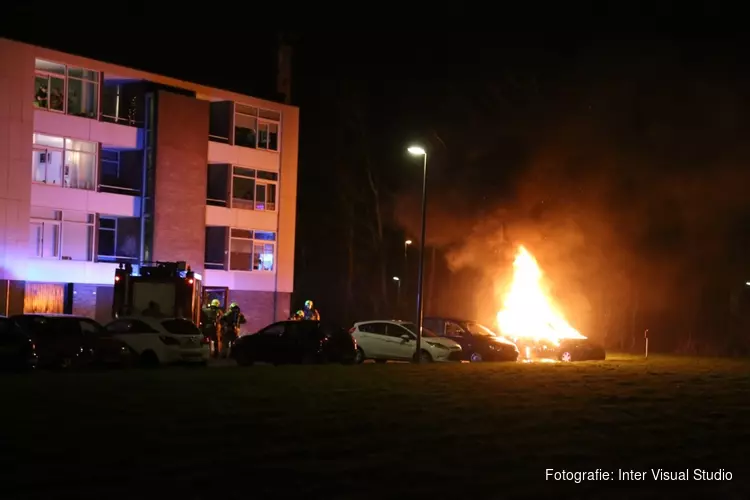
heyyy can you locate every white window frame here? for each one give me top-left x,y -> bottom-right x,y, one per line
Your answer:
31,133 -> 98,190
33,58 -> 100,118
29,213 -> 61,259
232,103 -> 281,152
228,228 -> 276,273
29,208 -> 95,262
34,60 -> 66,113
229,166 -> 278,212
66,67 -> 100,119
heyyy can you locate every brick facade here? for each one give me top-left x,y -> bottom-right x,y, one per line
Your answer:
152,90 -> 209,273
228,290 -> 291,333
72,284 -> 97,320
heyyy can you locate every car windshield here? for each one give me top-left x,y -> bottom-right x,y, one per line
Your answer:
401,323 -> 437,338
465,322 -> 497,337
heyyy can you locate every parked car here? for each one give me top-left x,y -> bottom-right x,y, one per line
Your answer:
515,337 -> 606,362
423,317 -> 519,362
0,316 -> 37,371
351,320 -> 462,363
10,314 -> 136,369
232,320 -> 357,366
104,316 -> 210,367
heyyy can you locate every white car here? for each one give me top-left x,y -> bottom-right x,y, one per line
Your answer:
104,316 -> 210,367
351,320 -> 462,363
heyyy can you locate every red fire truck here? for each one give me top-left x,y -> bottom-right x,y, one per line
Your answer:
112,261 -> 203,325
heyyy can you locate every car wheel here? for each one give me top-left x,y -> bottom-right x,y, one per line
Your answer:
355,347 -> 366,364
560,351 -> 573,362
139,350 -> 160,368
415,350 -> 433,363
470,352 -> 483,362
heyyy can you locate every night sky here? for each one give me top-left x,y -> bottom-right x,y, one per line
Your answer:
4,15 -> 750,354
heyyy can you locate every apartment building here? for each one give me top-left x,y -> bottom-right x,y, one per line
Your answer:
0,38 -> 298,329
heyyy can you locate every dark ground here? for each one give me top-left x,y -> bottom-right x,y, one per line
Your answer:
2,355 -> 749,499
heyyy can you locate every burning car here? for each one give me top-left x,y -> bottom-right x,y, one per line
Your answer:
495,246 -> 606,362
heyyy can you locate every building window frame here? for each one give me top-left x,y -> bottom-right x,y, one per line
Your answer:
228,228 -> 276,273
33,58 -> 100,119
232,103 -> 281,152
32,133 -> 98,191
229,166 -> 277,212
29,207 -> 95,262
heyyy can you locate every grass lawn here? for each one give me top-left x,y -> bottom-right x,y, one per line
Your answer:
2,354 -> 750,499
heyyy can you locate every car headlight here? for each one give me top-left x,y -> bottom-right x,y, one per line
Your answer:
426,341 -> 449,350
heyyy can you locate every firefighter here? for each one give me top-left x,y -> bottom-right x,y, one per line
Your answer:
220,302 -> 246,358
302,300 -> 320,320
200,299 -> 223,358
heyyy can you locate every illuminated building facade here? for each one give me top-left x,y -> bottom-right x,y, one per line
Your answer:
0,38 -> 298,328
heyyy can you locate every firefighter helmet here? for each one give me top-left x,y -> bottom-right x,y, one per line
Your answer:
210,299 -> 220,307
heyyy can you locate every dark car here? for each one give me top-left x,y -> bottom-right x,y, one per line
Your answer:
514,337 -> 606,362
10,314 -> 137,369
232,320 -> 357,366
423,317 -> 519,362
0,316 -> 37,371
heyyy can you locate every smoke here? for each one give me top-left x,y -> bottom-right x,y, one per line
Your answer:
391,62 -> 750,340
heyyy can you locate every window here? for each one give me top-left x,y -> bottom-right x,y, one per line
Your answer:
388,324 -> 415,339
105,320 -> 160,334
79,319 -> 105,337
207,164 -> 229,206
99,149 -> 142,195
358,322 -> 387,335
445,322 -> 466,337
229,229 -> 275,272
34,59 -> 100,118
67,67 -> 99,118
34,59 -> 65,112
162,319 -> 201,335
97,216 -> 140,263
230,166 -> 277,211
32,133 -> 97,190
233,104 -> 280,151
29,207 -> 93,261
259,323 -> 284,335
205,226 -> 228,270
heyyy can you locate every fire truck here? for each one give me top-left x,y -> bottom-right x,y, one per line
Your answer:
112,261 -> 203,324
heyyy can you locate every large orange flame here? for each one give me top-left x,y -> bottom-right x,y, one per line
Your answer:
496,246 -> 586,345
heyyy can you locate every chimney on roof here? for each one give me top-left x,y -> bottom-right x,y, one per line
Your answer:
276,33 -> 293,105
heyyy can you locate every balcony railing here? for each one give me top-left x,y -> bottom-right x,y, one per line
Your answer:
98,184 -> 141,196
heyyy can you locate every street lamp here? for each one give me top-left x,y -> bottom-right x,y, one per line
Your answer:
407,144 -> 428,363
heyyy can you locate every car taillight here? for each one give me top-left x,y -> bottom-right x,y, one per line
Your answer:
348,327 -> 356,334
201,336 -> 210,345
159,335 -> 180,346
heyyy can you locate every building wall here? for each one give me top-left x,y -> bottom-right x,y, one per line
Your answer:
228,289 -> 291,333
0,41 -> 34,280
72,283 -> 97,319
277,107 -> 298,294
152,91 -> 209,272
0,38 -> 299,320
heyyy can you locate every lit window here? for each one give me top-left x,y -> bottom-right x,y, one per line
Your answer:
32,133 -> 97,190
228,229 -> 275,272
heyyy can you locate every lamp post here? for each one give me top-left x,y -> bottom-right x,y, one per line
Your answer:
407,145 -> 427,363
393,276 -> 401,316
